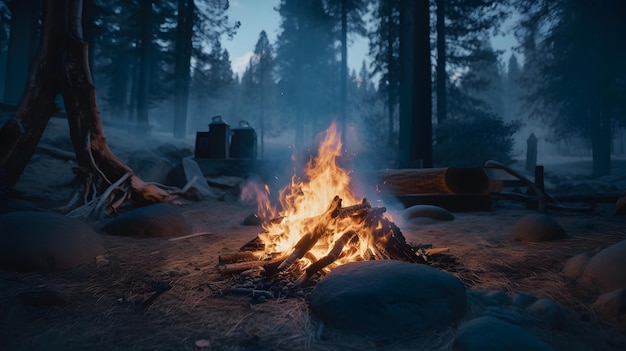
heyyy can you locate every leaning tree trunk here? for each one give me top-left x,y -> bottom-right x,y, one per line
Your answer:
0,0 -> 177,216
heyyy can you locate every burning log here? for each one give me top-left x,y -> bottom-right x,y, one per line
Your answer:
220,196 -> 426,282
295,231 -> 358,286
276,196 -> 342,272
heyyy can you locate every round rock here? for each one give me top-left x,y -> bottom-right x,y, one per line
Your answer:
526,298 -> 565,330
0,211 -> 104,272
453,316 -> 554,351
512,214 -> 567,243
592,289 -> 626,322
309,260 -> 466,340
402,205 -> 455,224
580,240 -> 626,291
104,203 -> 191,238
562,252 -> 593,280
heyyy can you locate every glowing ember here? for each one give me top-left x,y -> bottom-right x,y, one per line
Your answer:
241,122 -> 413,278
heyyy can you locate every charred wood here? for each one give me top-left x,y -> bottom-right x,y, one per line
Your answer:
295,231 -> 358,286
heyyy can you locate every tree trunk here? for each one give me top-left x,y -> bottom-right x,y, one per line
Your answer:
173,0 -> 194,139
339,0 -> 348,147
136,0 -> 152,132
413,0 -> 433,167
0,0 -> 175,212
435,0 -> 447,124
398,0 -> 414,168
386,0 -> 395,147
3,0 -> 41,105
398,0 -> 432,168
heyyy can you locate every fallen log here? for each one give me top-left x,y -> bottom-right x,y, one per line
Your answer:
362,168 -> 490,196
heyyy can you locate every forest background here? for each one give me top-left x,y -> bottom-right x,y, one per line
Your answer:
0,0 -> 625,176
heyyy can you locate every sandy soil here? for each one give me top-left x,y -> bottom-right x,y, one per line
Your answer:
1,118 -> 626,350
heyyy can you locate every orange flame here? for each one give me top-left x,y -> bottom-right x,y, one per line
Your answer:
241,122 -> 391,273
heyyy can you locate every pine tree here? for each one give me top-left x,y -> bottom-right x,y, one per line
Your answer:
368,0 -> 401,147
240,30 -> 275,157
275,0 -> 337,149
515,0 -> 626,176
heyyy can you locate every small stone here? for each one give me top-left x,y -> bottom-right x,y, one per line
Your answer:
95,255 -> 110,267
467,290 -> 511,307
512,214 -> 567,242
453,316 -> 555,351
104,203 -> 191,238
0,211 -> 104,272
592,288 -> 626,322
562,252 -> 593,280
195,339 -> 210,348
526,298 -> 565,330
402,205 -> 455,223
512,293 -> 538,309
482,306 -> 532,326
580,240 -> 626,291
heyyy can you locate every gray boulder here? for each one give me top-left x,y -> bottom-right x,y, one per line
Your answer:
0,211 -> 104,272
526,298 -> 565,330
402,204 -> 455,224
580,240 -> 626,291
453,316 -> 554,351
592,288 -> 626,323
104,203 -> 191,238
309,260 -> 466,340
562,252 -> 593,280
512,214 -> 567,243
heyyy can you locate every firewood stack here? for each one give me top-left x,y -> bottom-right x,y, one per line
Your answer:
218,196 -> 428,286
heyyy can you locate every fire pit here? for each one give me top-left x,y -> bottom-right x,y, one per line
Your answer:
218,123 -> 448,296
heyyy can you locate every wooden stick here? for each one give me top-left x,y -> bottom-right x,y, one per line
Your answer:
425,247 -> 449,256
295,231 -> 357,286
218,257 -> 283,275
168,231 -> 213,242
222,288 -> 274,299
276,196 -> 342,272
217,260 -> 268,275
218,251 -> 265,264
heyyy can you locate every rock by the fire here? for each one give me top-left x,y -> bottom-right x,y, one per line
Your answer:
562,251 -> 593,280
580,239 -> 626,291
0,211 -> 104,272
402,204 -> 455,224
511,213 -> 567,243
309,260 -> 466,340
453,316 -> 555,351
526,298 -> 566,330
592,288 -> 626,323
104,203 -> 191,238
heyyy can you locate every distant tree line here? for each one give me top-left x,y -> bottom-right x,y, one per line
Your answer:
0,0 -> 624,175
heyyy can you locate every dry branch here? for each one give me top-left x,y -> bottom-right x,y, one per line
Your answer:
295,231 -> 357,286
276,196 -> 342,272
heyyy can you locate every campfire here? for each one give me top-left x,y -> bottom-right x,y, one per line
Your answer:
219,123 -> 432,287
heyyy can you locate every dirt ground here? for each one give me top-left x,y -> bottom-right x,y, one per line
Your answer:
1,119 -> 626,350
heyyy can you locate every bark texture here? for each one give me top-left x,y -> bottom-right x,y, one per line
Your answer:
0,0 -> 174,213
